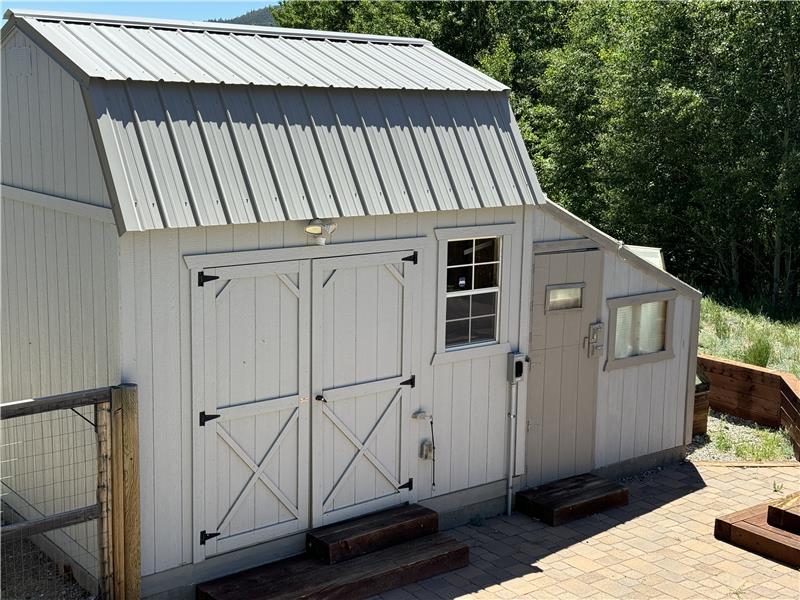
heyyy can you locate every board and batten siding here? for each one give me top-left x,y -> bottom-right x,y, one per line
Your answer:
120,207 -> 525,577
0,196 -> 119,585
526,209 -> 695,481
1,29 -> 110,208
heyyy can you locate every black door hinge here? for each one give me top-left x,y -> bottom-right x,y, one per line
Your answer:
199,411 -> 221,426
200,530 -> 220,545
402,251 -> 418,265
401,375 -> 416,388
198,271 -> 220,287
398,478 -> 413,491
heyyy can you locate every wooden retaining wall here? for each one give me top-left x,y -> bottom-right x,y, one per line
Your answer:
697,354 -> 800,459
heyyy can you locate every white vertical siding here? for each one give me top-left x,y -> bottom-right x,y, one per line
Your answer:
0,197 -> 119,587
529,209 -> 695,472
1,29 -> 110,207
594,253 -> 693,467
1,198 -> 119,401
120,207 -> 524,576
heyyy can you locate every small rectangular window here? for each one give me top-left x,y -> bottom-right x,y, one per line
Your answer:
445,237 -> 500,348
613,301 -> 667,359
546,284 -> 584,311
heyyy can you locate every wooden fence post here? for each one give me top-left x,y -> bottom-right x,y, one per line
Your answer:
111,384 -> 140,599
96,401 -> 113,597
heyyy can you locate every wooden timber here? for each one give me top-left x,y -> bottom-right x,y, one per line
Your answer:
767,492 -> 800,536
515,473 -> 629,526
715,502 -> 800,567
110,385 -> 140,600
196,533 -> 468,600
306,504 -> 439,564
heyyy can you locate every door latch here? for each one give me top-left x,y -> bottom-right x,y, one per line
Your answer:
315,394 -> 327,403
585,321 -> 605,358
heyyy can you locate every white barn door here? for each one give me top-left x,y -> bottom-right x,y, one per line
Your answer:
311,251 -> 417,526
192,260 -> 310,558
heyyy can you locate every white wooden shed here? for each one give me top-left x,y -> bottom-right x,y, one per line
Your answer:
1,10 -> 701,597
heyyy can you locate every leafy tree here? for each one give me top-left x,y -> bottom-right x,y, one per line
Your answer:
267,0 -> 799,308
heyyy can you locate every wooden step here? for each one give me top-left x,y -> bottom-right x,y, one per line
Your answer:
515,473 -> 629,526
716,502 -> 800,567
306,504 -> 438,564
767,492 -> 800,535
196,533 -> 469,600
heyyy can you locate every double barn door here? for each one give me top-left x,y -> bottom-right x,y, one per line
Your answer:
192,251 -> 417,559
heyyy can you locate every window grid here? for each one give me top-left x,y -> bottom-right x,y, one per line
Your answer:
445,237 -> 501,348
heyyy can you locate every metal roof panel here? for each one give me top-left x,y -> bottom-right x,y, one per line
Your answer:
7,10 -> 508,92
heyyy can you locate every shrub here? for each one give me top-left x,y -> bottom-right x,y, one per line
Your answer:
740,333 -> 772,368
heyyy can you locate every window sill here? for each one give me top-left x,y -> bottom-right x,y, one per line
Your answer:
431,342 -> 512,366
604,349 -> 674,371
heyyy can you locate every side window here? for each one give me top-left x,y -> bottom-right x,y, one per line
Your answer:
546,283 -> 584,311
444,237 -> 501,348
433,224 -> 515,362
606,291 -> 677,369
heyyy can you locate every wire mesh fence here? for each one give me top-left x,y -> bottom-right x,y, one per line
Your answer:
1,404 -> 110,599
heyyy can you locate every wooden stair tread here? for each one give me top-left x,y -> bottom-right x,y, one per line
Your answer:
715,503 -> 800,567
516,473 -> 629,526
307,504 -> 438,563
197,533 -> 468,600
767,491 -> 800,535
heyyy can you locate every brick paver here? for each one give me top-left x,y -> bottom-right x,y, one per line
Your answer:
376,462 -> 800,599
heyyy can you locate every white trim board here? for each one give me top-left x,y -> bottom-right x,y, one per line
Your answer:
183,237 -> 429,269
1,184 -> 116,224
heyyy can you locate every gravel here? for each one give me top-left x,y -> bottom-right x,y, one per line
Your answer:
0,534 -> 95,600
686,409 -> 795,462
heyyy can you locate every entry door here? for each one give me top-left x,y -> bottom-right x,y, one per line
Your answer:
193,260 -> 310,558
311,251 -> 417,526
528,249 -> 603,484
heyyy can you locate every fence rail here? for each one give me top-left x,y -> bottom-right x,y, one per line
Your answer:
1,384 -> 139,599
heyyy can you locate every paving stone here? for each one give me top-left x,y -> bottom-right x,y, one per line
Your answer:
381,463 -> 800,600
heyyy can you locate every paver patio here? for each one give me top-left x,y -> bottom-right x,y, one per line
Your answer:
374,462 -> 799,599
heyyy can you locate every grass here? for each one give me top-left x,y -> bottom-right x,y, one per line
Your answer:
689,410 -> 795,462
699,297 -> 800,378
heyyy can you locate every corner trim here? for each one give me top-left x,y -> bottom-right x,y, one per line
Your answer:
1,184 -> 116,224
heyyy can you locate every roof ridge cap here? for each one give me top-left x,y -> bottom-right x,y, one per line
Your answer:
4,8 -> 432,46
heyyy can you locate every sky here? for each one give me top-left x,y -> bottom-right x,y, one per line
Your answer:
1,1 -> 278,22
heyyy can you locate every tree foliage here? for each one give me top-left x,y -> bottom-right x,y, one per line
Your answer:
270,1 -> 800,308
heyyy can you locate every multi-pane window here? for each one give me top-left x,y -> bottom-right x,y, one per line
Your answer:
444,237 -> 500,348
613,300 -> 667,359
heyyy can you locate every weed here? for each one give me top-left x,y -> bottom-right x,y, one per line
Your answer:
714,426 -> 732,452
739,333 -> 772,368
773,481 -> 784,493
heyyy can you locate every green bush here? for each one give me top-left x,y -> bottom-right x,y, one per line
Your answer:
740,334 -> 772,368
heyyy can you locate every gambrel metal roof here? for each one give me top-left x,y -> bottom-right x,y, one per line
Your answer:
4,10 -> 544,233
4,9 -> 505,92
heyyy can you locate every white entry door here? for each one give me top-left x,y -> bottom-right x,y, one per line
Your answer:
192,260 -> 310,558
528,248 -> 604,484
311,251 -> 418,526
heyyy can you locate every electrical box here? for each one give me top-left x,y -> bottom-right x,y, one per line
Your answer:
507,352 -> 527,383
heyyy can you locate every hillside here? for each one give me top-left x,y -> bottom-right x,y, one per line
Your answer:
212,6 -> 275,27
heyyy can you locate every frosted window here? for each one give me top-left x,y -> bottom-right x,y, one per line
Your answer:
613,301 -> 666,359
547,286 -> 583,310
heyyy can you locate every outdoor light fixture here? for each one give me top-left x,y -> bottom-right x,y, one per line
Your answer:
304,219 -> 337,245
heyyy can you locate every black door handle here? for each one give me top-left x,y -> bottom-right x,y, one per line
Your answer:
315,394 -> 326,403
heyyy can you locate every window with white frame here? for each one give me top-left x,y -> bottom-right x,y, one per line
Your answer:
444,237 -> 501,348
606,290 -> 677,369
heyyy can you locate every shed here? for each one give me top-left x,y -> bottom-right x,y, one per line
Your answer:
1,10 -> 701,598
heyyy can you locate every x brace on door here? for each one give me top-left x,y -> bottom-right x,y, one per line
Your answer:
321,388 -> 402,509
213,408 -> 300,536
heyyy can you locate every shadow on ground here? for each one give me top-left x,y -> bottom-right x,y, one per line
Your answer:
377,461 -> 709,599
